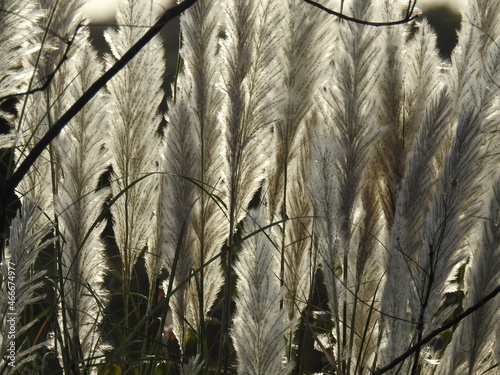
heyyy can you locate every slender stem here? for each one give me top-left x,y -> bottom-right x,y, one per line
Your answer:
199,113 -> 207,370
220,194 -> 236,375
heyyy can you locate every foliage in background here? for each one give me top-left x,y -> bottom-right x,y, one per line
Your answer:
0,0 -> 499,374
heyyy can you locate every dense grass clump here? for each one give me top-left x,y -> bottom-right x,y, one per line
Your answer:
0,0 -> 499,374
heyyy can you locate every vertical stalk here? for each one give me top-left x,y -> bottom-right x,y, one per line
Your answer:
219,182 -> 236,375
199,112 -> 207,369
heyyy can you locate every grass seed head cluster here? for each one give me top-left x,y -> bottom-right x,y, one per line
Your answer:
0,0 -> 499,374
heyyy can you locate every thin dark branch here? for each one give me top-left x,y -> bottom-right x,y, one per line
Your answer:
303,0 -> 419,27
6,0 -> 199,191
405,0 -> 418,21
372,283 -> 500,374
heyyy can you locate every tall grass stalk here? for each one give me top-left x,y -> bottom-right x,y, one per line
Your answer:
53,42 -> 110,374
309,1 -> 383,372
217,0 -> 283,371
161,0 -> 228,362
104,0 -> 163,347
265,0 -> 330,320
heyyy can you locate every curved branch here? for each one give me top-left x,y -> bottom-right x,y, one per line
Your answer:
303,0 -> 419,27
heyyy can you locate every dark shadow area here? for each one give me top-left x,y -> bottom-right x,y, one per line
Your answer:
421,5 -> 462,59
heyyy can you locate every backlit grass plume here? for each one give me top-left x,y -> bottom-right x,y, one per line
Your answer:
435,175 -> 500,374
105,0 -> 163,290
232,209 -> 293,375
265,0 -> 331,323
310,0 -> 383,372
53,39 -> 110,372
160,0 -> 229,353
15,0 -> 85,221
0,198 -> 53,372
0,0 -> 39,147
219,0 -> 283,228
380,88 -> 452,371
218,0 -> 284,365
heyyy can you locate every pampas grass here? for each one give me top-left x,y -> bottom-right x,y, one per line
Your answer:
0,198 -> 53,372
0,0 -> 499,373
232,209 -> 293,375
15,0 -> 84,220
435,174 -> 500,374
380,88 -> 452,371
160,0 -> 228,354
217,0 -> 284,368
104,0 -> 163,289
219,0 -> 282,228
0,0 -> 38,120
309,0 -> 383,372
264,0 -> 331,326
53,38 -> 109,372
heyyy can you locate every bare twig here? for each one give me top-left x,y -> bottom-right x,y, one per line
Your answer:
303,0 -> 419,27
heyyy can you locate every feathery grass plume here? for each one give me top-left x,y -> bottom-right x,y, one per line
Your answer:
263,0 -> 331,323
450,0 -> 499,128
232,209 -> 294,375
446,2 -> 482,112
160,0 -> 228,353
220,0 -> 283,229
434,175 -> 500,374
265,0 -> 331,221
161,96 -> 200,351
358,9 -> 410,366
0,0 -> 38,126
52,35 -> 110,372
305,106 -> 341,365
376,21 -> 445,369
468,0 -> 500,50
15,0 -> 84,218
18,0 -> 109,370
402,20 -> 443,153
104,0 -> 163,289
306,107 -> 340,292
308,106 -> 383,374
465,4 -> 500,160
311,0 -> 383,372
281,153 -> 315,320
379,89 -> 452,371
0,0 -> 40,242
380,2 -> 498,370
218,0 -> 284,366
0,198 -> 53,372
480,38 -> 500,167
432,8 -> 500,374
409,107 -> 484,363
411,0 -> 500,345
373,0 -> 408,228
